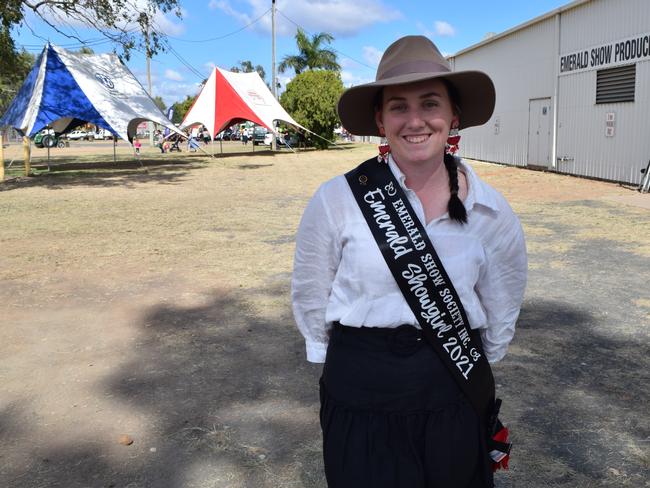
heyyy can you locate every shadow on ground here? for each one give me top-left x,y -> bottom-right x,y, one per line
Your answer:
0,158 -> 208,191
493,298 -> 649,487
208,142 -> 359,160
3,290 -> 647,487
1,281 -> 325,488
493,219 -> 649,487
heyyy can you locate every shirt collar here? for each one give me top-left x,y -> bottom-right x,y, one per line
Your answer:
387,154 -> 408,189
387,154 -> 500,213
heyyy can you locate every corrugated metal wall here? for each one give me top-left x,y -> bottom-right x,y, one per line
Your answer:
556,0 -> 650,184
559,0 -> 648,49
450,0 -> 650,184
450,17 -> 557,167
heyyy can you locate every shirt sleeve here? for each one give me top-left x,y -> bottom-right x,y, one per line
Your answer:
476,206 -> 528,363
291,185 -> 342,363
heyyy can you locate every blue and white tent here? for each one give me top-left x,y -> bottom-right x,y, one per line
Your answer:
0,43 -> 182,142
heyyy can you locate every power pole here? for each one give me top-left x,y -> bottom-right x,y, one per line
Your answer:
146,21 -> 154,148
271,0 -> 277,152
272,0 -> 277,99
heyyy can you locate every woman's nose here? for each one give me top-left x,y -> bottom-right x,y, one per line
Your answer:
405,110 -> 426,128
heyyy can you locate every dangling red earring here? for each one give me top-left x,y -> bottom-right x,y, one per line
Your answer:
377,126 -> 390,163
446,124 -> 460,156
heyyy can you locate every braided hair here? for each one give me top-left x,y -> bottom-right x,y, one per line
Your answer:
441,80 -> 467,225
444,153 -> 467,224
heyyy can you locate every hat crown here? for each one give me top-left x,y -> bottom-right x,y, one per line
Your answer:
376,35 -> 451,81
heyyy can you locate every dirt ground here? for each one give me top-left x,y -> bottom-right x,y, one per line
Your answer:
1,143 -> 648,487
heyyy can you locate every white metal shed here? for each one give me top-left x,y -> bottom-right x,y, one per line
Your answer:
449,0 -> 650,184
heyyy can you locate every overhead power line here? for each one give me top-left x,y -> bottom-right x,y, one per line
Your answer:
166,7 -> 271,43
163,41 -> 207,81
147,18 -> 207,81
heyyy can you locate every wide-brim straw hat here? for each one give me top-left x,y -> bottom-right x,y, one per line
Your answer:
337,35 -> 495,136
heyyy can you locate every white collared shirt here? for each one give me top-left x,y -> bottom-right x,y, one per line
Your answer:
291,155 -> 528,364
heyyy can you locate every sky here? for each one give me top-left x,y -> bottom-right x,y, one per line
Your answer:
14,0 -> 573,107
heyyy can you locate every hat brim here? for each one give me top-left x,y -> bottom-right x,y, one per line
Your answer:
337,70 -> 495,136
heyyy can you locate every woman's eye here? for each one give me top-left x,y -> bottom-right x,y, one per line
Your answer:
389,104 -> 406,112
423,100 -> 438,109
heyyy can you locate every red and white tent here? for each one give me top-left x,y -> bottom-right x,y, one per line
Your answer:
180,67 -> 305,137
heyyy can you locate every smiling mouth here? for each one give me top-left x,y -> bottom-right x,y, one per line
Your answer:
403,135 -> 430,144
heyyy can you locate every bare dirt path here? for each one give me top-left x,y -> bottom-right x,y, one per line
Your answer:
1,145 -> 648,487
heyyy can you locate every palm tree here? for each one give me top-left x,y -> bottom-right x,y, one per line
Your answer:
231,60 -> 266,81
278,28 -> 340,75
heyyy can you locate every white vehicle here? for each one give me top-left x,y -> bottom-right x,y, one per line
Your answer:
93,129 -> 113,140
264,132 -> 285,146
65,130 -> 90,140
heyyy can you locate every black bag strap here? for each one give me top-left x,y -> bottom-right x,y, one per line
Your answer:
345,157 -> 495,420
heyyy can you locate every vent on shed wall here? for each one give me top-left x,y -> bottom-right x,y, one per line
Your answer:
596,64 -> 636,104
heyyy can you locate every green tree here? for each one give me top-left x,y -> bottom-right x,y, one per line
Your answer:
1,1 -> 182,64
76,46 -> 95,55
278,28 -> 340,75
280,70 -> 343,149
152,95 -> 166,113
170,94 -> 196,124
1,1 -> 27,114
0,47 -> 34,115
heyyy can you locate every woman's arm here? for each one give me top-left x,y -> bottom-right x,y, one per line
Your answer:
476,208 -> 528,363
291,185 -> 342,363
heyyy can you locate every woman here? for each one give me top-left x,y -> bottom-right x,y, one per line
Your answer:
292,36 -> 527,488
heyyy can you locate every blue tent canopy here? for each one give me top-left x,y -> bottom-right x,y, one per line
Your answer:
1,43 -> 182,142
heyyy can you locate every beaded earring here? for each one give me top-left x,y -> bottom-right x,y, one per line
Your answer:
377,126 -> 390,163
446,124 -> 461,156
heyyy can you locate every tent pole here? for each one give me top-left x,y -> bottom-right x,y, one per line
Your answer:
23,136 -> 30,176
0,132 -> 4,181
45,131 -> 50,171
145,23 -> 155,149
220,138 -> 223,155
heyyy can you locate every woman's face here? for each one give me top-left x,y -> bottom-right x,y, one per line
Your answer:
375,78 -> 458,167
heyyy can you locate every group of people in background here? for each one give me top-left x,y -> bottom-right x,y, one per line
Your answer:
189,125 -> 212,150
134,129 -> 183,155
135,123 -> 300,154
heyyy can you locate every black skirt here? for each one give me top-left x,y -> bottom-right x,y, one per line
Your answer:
320,323 -> 493,488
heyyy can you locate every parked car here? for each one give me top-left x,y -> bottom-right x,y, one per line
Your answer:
215,128 -> 235,141
65,130 -> 91,141
252,127 -> 268,145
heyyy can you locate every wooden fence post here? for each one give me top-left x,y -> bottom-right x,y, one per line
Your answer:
23,136 -> 31,176
0,132 -> 5,181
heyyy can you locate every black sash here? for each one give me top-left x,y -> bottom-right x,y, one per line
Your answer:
345,157 -> 511,461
